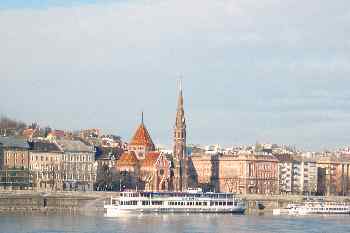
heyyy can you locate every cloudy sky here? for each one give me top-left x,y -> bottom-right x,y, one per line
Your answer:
1,0 -> 350,150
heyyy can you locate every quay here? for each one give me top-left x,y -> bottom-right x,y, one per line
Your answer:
1,191 -> 350,214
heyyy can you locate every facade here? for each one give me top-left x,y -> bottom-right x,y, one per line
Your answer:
189,152 -> 219,192
190,151 -> 279,194
173,82 -> 188,191
57,140 -> 96,191
95,152 -> 117,191
0,137 -> 31,189
317,155 -> 350,196
276,154 -> 318,195
116,120 -> 172,191
29,140 -> 64,191
217,152 -> 279,194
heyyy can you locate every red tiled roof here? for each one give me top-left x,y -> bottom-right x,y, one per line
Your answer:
117,151 -> 139,166
141,151 -> 160,167
129,123 -> 155,150
22,128 -> 34,138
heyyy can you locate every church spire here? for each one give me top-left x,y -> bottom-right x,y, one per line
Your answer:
176,79 -> 185,127
173,79 -> 187,191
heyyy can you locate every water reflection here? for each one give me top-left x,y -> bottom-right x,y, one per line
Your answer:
1,213 -> 350,233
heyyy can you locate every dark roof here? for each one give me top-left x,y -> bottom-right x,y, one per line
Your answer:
29,141 -> 62,152
0,137 -> 29,149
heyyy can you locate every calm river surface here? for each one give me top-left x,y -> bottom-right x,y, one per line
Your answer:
0,213 -> 349,233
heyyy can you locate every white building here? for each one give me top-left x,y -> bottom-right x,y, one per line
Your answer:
278,154 -> 317,195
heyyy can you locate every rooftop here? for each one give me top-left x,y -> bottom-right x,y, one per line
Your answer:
0,137 -> 29,149
56,139 -> 94,153
129,122 -> 155,150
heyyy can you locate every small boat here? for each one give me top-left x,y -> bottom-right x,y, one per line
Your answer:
273,201 -> 350,215
104,189 -> 246,217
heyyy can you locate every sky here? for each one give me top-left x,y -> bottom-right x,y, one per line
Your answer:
1,0 -> 350,151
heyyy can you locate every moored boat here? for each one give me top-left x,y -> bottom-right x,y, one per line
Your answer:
104,189 -> 246,216
273,201 -> 350,215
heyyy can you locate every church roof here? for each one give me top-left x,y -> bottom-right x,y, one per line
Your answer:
141,151 -> 160,167
118,151 -> 138,166
129,123 -> 155,150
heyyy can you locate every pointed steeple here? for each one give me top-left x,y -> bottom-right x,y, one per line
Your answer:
175,79 -> 186,127
129,113 -> 155,153
173,79 -> 187,191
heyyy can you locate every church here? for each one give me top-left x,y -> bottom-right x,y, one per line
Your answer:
116,83 -> 187,192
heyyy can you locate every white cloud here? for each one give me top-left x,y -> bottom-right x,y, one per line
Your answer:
1,0 -> 350,150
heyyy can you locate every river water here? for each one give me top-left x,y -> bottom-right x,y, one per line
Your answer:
0,213 -> 349,233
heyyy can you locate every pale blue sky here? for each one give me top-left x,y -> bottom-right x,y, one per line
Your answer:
1,0 -> 350,150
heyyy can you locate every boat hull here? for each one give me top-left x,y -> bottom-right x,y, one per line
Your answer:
104,204 -> 245,217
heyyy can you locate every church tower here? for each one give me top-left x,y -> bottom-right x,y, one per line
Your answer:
173,80 -> 187,191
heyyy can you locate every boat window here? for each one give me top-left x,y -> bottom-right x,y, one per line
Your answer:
142,201 -> 150,206
151,201 -> 163,205
203,202 -> 207,206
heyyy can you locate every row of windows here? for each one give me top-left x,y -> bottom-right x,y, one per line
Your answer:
120,201 -> 138,205
311,208 -> 347,211
30,155 -> 93,162
30,164 -> 92,171
168,201 -> 208,206
123,201 -> 236,206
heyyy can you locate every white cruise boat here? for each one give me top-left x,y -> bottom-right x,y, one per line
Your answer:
288,201 -> 350,215
104,189 -> 246,216
274,201 -> 350,215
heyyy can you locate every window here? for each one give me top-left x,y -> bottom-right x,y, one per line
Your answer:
142,201 -> 150,206
151,201 -> 163,205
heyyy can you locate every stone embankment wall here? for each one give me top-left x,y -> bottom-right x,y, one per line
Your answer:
0,191 -> 349,214
0,191 -> 117,213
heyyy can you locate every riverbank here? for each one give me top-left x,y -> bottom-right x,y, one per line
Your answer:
1,190 -> 349,214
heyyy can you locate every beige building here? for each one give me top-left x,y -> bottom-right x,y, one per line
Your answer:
317,155 -> 350,196
276,154 -> 318,195
0,137 -> 31,189
218,152 -> 279,194
29,141 -> 64,191
0,137 -> 30,170
189,153 -> 219,192
190,151 -> 279,194
57,140 -> 96,191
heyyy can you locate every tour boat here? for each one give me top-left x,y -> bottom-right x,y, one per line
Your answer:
104,189 -> 246,216
273,201 -> 350,215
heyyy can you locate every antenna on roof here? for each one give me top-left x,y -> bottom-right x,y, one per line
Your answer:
141,111 -> 144,124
